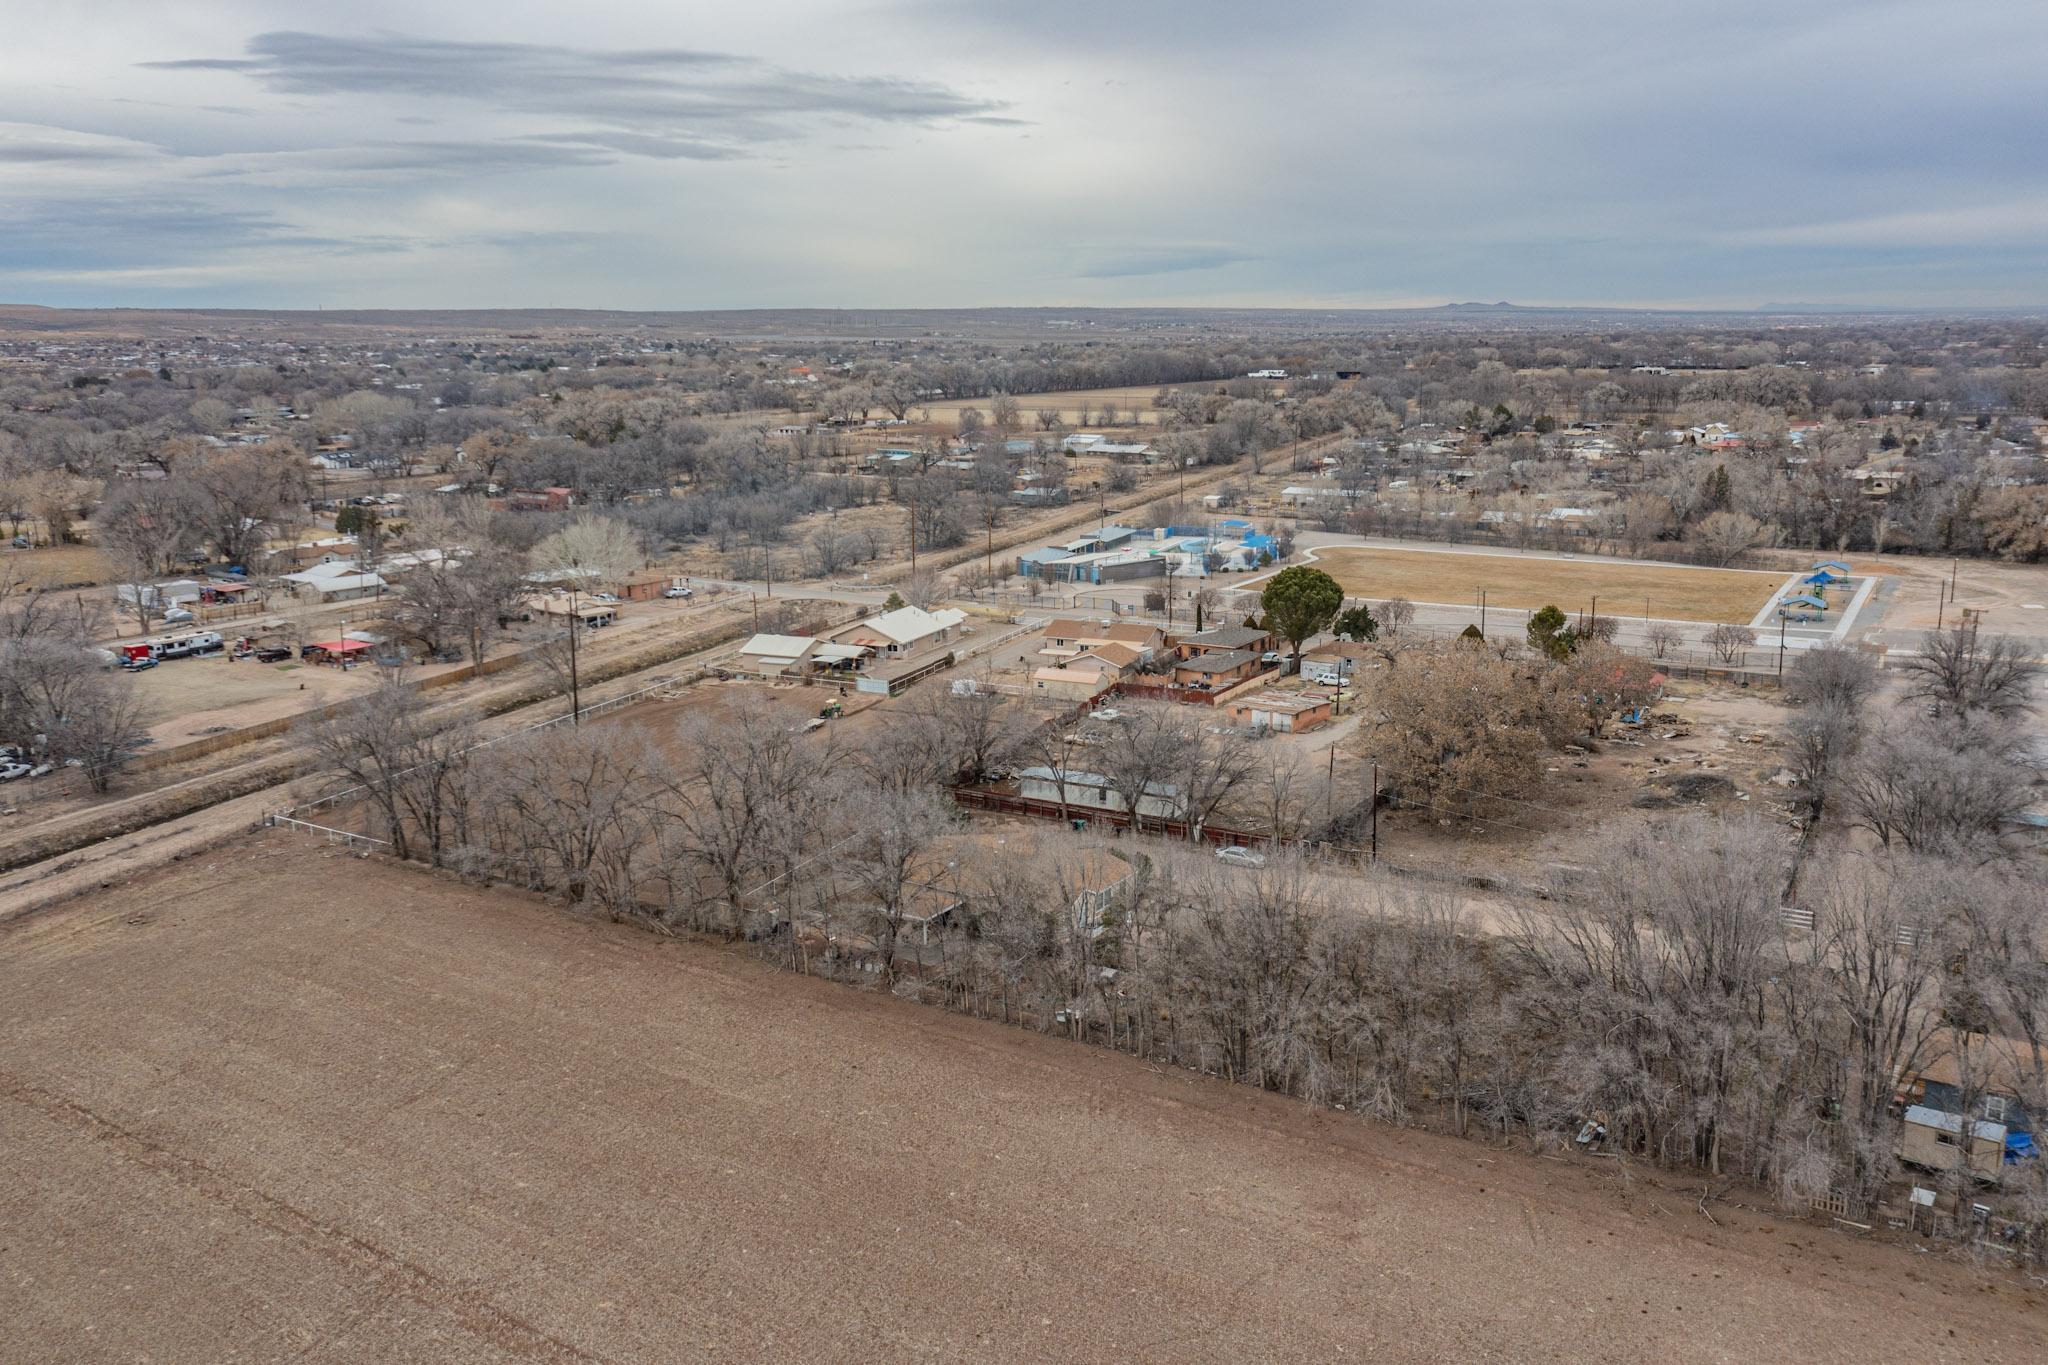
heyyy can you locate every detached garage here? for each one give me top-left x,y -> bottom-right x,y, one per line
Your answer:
1223,691 -> 1334,734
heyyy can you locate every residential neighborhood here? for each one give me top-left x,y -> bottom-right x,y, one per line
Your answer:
6,2 -> 2048,1352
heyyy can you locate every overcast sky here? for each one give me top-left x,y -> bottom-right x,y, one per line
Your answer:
3,1 -> 2045,310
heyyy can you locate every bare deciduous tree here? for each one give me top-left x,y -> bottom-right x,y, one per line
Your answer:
1705,622 -> 1756,664
1898,626 -> 2041,718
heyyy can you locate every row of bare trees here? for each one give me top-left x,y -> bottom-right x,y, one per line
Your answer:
307,657 -> 2048,1259
0,571 -> 150,791
1781,630 -> 2044,857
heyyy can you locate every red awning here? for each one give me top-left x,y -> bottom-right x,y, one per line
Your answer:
308,639 -> 373,653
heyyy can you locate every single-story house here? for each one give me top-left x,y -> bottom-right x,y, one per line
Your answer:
1172,649 -> 1263,689
281,563 -> 387,603
1037,619 -> 1164,661
536,597 -> 618,628
1901,1035 -> 2039,1140
1072,641 -> 1145,674
617,572 -> 675,602
1171,625 -> 1274,660
375,548 -> 456,582
1302,640 -> 1375,686
1223,691 -> 1334,734
1014,766 -> 1184,822
493,486 -> 574,514
285,538 -> 357,568
831,604 -> 967,656
1031,664 -> 1119,703
736,633 -> 818,673
116,579 -> 204,611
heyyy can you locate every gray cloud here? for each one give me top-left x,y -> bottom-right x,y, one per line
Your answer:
0,141 -> 148,163
5,7 -> 2044,307
1076,246 -> 1253,279
526,131 -> 746,163
0,196 -> 375,272
142,30 -> 1008,155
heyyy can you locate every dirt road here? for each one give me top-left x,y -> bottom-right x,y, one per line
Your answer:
3,834 -> 2040,1364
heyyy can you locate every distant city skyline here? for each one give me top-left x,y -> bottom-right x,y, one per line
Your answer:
4,1 -> 2045,310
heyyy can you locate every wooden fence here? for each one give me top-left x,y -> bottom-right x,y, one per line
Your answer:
196,599 -> 269,625
945,784 -> 1275,850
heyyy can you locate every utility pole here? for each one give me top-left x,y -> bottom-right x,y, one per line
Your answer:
1777,612 -> 1787,680
1369,762 -> 1379,863
1325,745 -> 1335,827
567,559 -> 582,724
1478,588 -> 1487,636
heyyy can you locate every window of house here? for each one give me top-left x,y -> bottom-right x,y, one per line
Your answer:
1984,1095 -> 2008,1122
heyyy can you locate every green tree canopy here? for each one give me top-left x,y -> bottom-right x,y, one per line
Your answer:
881,591 -> 907,611
1526,604 -> 1572,660
1260,566 -> 1345,665
1335,603 -> 1379,641
335,505 -> 381,538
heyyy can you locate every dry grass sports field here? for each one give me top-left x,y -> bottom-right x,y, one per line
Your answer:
1309,544 -> 1788,624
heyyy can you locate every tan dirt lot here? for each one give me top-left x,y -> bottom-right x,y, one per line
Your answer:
0,542 -> 108,587
1312,544 -> 1787,624
3,834 -> 2043,1364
